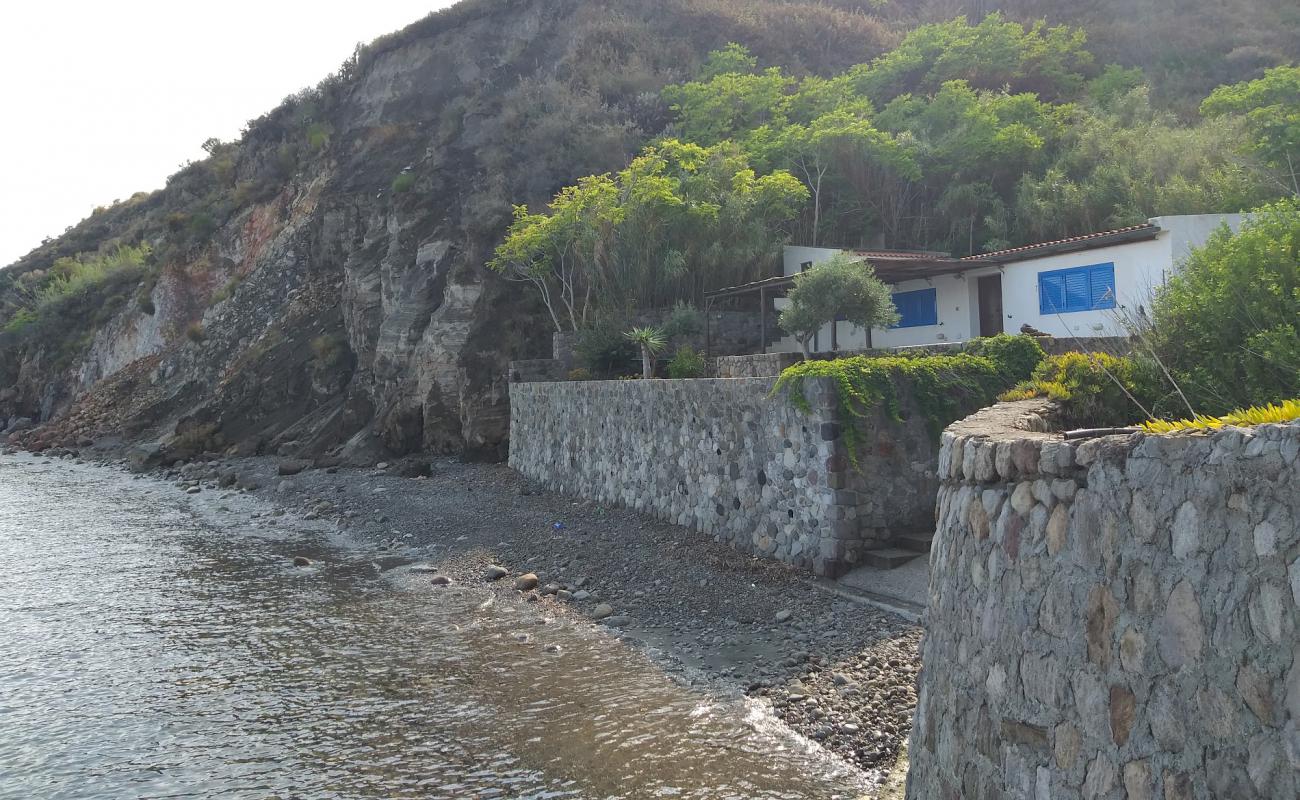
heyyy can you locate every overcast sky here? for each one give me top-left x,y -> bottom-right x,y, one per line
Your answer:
0,1 -> 457,267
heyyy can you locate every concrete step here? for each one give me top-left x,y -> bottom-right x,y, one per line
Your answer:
860,547 -> 923,570
896,533 -> 935,554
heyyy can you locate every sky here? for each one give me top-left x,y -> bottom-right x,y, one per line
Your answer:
0,1 -> 459,267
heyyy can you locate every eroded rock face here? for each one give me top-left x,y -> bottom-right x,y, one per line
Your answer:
0,3 -> 626,457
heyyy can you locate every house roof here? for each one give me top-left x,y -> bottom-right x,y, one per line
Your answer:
705,251 -> 977,300
962,223 -> 1161,264
706,224 -> 1164,300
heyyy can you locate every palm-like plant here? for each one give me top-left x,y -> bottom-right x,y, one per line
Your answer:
624,326 -> 667,379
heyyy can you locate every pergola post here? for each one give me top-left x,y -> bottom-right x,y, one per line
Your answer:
704,296 -> 713,359
759,287 -> 767,354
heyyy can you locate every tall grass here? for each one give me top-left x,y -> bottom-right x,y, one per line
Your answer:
3,243 -> 152,334
34,244 -> 152,310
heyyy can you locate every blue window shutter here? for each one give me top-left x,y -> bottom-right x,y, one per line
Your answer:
1090,264 -> 1116,309
1064,271 -> 1090,310
891,288 -> 938,328
1038,263 -> 1116,314
1039,274 -> 1066,314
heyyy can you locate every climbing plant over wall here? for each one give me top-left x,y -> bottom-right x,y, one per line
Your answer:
773,335 -> 1044,466
774,352 -> 1006,465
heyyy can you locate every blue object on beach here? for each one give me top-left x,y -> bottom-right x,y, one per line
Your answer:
552,522 -> 566,531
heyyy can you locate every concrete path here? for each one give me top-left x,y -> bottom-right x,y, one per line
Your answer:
835,556 -> 930,620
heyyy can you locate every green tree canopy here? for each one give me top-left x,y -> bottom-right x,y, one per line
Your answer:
778,254 -> 899,358
656,22 -> 1283,255
489,140 -> 807,331
1202,65 -> 1300,197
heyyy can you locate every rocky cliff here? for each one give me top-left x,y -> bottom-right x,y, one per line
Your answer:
0,0 -> 895,461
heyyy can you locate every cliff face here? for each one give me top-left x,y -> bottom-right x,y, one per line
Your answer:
0,0 -> 895,461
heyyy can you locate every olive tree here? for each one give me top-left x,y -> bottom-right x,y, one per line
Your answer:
778,254 -> 899,359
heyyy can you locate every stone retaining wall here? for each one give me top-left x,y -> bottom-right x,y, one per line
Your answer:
508,377 -> 937,575
907,402 -> 1300,799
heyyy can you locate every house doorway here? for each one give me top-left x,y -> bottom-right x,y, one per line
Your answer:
977,275 -> 1004,337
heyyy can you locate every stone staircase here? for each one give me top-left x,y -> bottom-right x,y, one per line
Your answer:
860,530 -> 934,570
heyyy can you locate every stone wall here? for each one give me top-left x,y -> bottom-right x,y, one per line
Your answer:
907,401 -> 1300,799
714,352 -> 804,379
508,377 -> 938,575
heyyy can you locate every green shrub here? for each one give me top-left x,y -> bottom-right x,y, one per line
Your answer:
1148,199 -> 1300,414
305,122 -> 332,151
186,212 -> 217,241
391,172 -> 416,193
775,352 -> 1009,465
186,322 -> 206,343
34,244 -> 152,311
666,345 -> 708,379
310,334 -> 347,369
661,301 -> 704,339
567,367 -> 594,381
3,309 -> 36,334
1002,352 -> 1162,428
212,276 -> 241,304
575,317 -> 638,378
964,333 -> 1047,384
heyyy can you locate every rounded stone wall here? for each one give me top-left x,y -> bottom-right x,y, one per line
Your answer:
907,401 -> 1299,799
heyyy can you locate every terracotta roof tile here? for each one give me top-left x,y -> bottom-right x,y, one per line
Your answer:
962,223 -> 1159,262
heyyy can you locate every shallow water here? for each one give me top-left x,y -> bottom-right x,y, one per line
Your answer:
0,455 -> 869,799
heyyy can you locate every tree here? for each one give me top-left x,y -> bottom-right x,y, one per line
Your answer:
624,326 -> 667,379
778,254 -> 900,359
1012,87 -> 1277,245
1202,66 -> 1300,197
489,141 -> 806,331
1148,198 -> 1300,414
849,13 -> 1094,104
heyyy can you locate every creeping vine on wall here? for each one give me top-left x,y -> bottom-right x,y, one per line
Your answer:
773,353 -> 1009,465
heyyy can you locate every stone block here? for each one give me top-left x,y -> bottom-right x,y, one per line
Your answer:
1046,504 -> 1069,556
1054,722 -> 1082,771
1109,685 -> 1136,746
1237,662 -> 1275,725
1010,482 -> 1036,515
1001,719 -> 1050,751
995,441 -> 1016,481
1086,586 -> 1119,668
1122,760 -> 1152,800
1157,580 -> 1204,669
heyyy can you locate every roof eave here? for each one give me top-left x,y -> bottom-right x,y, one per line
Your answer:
971,225 -> 1162,265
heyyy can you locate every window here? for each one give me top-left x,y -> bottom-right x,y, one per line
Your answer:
1038,263 -> 1116,314
891,287 -> 938,328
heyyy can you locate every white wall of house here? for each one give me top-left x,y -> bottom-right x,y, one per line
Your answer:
997,237 -> 1169,338
997,214 -> 1242,339
772,214 -> 1243,353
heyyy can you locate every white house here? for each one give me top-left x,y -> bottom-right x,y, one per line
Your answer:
763,214 -> 1244,353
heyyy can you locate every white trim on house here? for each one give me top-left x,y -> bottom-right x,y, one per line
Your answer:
771,214 -> 1244,353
